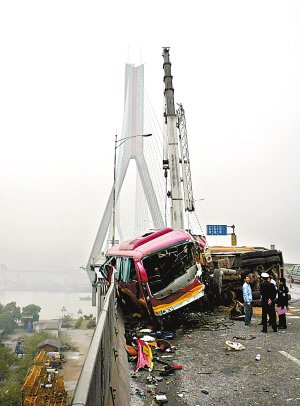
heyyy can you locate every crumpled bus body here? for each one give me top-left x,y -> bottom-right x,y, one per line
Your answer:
101,228 -> 205,321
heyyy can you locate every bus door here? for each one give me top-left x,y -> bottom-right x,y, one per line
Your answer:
116,257 -> 140,303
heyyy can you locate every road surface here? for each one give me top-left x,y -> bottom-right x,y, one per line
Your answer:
130,282 -> 300,405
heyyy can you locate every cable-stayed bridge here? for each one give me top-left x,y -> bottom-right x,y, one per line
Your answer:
71,54 -> 203,406
85,63 -> 170,284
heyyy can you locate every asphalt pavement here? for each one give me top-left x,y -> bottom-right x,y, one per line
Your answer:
130,282 -> 300,406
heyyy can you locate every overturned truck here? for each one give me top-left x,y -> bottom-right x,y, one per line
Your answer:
207,246 -> 284,306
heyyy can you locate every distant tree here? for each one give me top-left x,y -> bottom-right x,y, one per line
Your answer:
61,314 -> 74,328
0,346 -> 14,366
0,311 -> 15,335
4,302 -> 21,321
74,317 -> 83,329
87,319 -> 96,329
0,382 -> 21,406
0,331 -> 52,405
21,330 -> 50,361
0,303 -> 3,314
22,304 -> 41,323
0,360 -> 9,382
0,347 -> 15,381
83,314 -> 93,320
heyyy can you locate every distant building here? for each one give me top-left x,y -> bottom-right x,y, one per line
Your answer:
33,320 -> 62,338
37,338 -> 62,352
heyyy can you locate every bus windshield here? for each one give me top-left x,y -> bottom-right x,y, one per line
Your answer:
142,241 -> 196,295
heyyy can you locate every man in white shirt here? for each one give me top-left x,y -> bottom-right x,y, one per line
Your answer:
243,275 -> 253,326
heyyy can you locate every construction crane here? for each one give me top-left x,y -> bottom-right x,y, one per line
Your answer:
162,48 -> 195,230
162,47 -> 184,230
21,350 -> 68,406
176,103 -> 195,213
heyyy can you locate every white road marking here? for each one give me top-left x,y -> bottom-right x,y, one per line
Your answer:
279,351 -> 300,367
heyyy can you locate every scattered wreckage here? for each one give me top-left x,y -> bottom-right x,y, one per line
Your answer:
124,324 -> 182,404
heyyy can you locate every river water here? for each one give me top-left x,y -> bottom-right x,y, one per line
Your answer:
1,290 -> 96,320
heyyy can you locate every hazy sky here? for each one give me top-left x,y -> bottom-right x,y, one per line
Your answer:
1,1 -> 300,271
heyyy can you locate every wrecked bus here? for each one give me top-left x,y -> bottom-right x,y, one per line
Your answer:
100,228 -> 205,322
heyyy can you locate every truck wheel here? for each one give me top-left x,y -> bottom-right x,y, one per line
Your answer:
264,255 -> 280,264
262,250 -> 279,257
241,251 -> 263,259
242,258 -> 265,266
221,290 -> 233,306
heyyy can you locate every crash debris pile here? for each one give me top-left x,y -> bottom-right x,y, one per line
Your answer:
125,322 -> 182,404
21,350 -> 68,406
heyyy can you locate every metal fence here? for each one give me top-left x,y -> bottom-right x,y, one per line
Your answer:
71,279 -> 130,406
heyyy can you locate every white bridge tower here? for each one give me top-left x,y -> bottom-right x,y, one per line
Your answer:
86,63 -> 164,284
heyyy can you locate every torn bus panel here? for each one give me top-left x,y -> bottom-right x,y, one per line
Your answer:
135,339 -> 154,372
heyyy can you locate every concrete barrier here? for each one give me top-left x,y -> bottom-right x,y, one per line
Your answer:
72,280 -> 130,406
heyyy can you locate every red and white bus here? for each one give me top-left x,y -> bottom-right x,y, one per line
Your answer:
100,228 -> 206,322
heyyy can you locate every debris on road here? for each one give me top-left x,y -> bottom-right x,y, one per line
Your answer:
135,339 -> 154,372
124,344 -> 138,356
155,393 -> 168,403
226,340 -> 246,351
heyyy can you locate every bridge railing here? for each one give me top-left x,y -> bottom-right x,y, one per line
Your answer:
71,278 -> 130,406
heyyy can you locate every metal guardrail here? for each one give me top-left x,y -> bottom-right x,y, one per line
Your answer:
71,279 -> 129,406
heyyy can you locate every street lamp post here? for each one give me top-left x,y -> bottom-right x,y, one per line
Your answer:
112,133 -> 152,246
61,306 -> 66,319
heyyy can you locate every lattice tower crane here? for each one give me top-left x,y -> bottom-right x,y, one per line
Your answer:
162,47 -> 184,229
176,103 -> 195,214
162,48 -> 195,230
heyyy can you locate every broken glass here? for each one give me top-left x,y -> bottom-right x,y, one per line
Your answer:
142,241 -> 196,295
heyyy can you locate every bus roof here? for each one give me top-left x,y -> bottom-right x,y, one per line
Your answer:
106,228 -> 192,259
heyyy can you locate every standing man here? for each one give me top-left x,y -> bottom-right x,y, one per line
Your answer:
243,275 -> 253,326
260,272 -> 277,333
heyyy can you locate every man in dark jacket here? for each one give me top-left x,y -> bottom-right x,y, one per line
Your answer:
260,272 -> 277,333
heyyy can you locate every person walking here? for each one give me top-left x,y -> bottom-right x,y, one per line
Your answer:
277,277 -> 289,329
260,272 -> 277,333
243,275 -> 253,326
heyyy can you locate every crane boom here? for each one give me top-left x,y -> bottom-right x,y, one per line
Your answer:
162,47 -> 184,229
177,103 -> 195,212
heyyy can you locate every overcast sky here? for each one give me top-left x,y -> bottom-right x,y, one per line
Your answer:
0,1 -> 299,271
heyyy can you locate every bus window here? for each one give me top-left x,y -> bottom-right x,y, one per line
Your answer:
129,259 -> 137,281
116,257 -> 136,283
100,256 -> 115,281
142,242 -> 195,295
